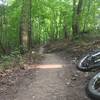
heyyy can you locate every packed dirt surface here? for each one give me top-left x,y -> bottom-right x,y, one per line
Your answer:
0,49 -> 91,100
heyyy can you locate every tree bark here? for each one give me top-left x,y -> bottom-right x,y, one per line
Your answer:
72,0 -> 83,36
0,40 -> 6,54
19,0 -> 32,53
28,0 -> 32,50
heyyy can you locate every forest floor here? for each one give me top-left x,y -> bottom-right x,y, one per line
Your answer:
0,46 -> 93,100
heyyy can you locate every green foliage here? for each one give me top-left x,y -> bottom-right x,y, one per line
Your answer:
0,49 -> 22,70
0,0 -> 100,54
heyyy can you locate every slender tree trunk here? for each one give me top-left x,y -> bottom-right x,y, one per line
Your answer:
0,40 -> 6,54
28,0 -> 32,50
72,0 -> 83,36
64,25 -> 67,38
0,3 -> 7,54
63,17 -> 68,38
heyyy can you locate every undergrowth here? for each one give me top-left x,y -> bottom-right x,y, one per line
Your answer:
0,49 -> 43,71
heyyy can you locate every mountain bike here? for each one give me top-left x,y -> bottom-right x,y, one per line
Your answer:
77,49 -> 100,71
87,72 -> 100,100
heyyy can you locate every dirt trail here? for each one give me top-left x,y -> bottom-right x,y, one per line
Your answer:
0,48 -> 90,100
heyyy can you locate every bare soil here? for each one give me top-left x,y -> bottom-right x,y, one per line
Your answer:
0,48 -> 91,100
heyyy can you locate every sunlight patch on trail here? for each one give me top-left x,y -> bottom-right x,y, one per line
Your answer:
24,64 -> 63,69
37,64 -> 63,69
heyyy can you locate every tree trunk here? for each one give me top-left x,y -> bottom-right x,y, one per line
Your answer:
72,0 -> 83,36
19,0 -> 32,53
0,40 -> 6,54
28,0 -> 32,50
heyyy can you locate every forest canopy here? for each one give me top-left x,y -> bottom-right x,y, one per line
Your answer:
0,0 -> 100,54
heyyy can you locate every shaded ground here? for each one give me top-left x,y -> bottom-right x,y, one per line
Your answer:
0,48 -> 91,100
